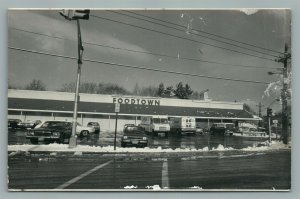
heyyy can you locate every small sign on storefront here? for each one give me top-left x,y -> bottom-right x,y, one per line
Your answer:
115,103 -> 120,113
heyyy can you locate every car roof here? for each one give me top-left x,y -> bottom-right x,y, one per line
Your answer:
42,120 -> 71,123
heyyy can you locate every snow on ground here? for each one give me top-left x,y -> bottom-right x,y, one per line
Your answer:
241,140 -> 290,151
7,141 -> 290,153
146,185 -> 161,190
124,185 -> 138,189
189,186 -> 203,190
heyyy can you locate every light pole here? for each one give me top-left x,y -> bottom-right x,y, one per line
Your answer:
60,10 -> 90,148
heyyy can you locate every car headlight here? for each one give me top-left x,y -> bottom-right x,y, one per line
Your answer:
52,132 -> 60,137
142,137 -> 147,140
123,136 -> 128,139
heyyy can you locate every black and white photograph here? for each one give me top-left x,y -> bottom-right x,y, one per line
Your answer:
7,9 -> 291,191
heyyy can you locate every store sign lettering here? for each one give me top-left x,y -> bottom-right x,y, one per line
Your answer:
113,97 -> 160,106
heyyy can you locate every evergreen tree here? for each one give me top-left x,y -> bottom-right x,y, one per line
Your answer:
164,85 -> 174,97
157,82 -> 165,96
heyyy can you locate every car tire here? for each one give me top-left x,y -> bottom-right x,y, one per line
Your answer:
59,135 -> 67,144
30,139 -> 38,144
121,142 -> 126,147
80,130 -> 89,137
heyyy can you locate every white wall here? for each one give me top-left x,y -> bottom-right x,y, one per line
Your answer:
8,89 -> 244,110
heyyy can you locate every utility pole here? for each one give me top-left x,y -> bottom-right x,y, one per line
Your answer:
256,102 -> 264,127
69,19 -> 84,148
60,10 -> 90,148
276,43 -> 291,144
267,108 -> 272,143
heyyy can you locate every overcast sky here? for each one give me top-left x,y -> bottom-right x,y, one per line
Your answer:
7,9 -> 291,113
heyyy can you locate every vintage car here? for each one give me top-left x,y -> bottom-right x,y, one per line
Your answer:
121,126 -> 148,148
76,122 -> 95,136
35,120 -> 95,137
123,124 -> 135,131
8,119 -> 22,129
87,122 -> 100,133
210,123 -> 235,135
237,126 -> 270,138
26,121 -> 72,144
17,120 -> 42,129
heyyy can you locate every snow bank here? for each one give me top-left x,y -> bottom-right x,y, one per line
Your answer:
124,185 -> 137,189
146,185 -> 161,190
7,140 -> 289,154
242,141 -> 290,151
189,186 -> 203,190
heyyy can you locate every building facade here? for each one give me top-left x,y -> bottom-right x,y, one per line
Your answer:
8,89 -> 260,131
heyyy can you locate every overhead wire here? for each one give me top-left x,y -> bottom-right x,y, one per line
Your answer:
108,10 -> 280,58
10,27 -> 282,70
8,46 -> 271,85
122,10 -> 284,55
89,14 -> 277,62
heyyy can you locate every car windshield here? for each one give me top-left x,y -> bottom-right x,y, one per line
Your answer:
125,127 -> 146,136
88,122 -> 99,126
41,121 -> 70,128
161,118 -> 168,124
126,126 -> 142,131
153,118 -> 168,124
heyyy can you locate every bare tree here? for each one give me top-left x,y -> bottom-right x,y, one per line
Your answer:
25,79 -> 47,91
140,86 -> 158,96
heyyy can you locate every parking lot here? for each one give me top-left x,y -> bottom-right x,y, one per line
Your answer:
7,125 -> 291,191
8,149 -> 291,190
8,128 -> 274,150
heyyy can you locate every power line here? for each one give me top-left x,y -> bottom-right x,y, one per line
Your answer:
89,14 -> 276,62
8,46 -> 270,85
122,10 -> 284,55
10,27 -> 282,70
85,42 -> 281,69
108,10 -> 279,58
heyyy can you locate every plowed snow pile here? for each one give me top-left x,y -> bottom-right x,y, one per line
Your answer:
8,141 -> 290,153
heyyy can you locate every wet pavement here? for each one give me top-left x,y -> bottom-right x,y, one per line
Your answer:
7,128 -> 291,191
8,150 -> 291,190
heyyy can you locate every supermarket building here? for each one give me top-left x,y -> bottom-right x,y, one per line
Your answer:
8,89 -> 261,131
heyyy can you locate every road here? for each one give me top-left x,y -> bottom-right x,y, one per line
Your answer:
8,150 -> 291,190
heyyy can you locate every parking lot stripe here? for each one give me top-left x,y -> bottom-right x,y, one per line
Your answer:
162,159 -> 170,189
55,160 -> 113,189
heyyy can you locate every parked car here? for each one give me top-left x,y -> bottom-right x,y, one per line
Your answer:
32,120 -> 95,138
17,120 -> 42,129
76,122 -> 95,137
87,122 -> 100,133
123,124 -> 135,131
121,125 -> 148,148
26,121 -> 72,144
210,123 -> 235,135
8,119 -> 22,129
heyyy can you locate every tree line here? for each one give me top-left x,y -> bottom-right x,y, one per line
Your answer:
9,79 -> 208,100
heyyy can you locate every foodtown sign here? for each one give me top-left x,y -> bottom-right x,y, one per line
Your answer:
113,97 -> 160,106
